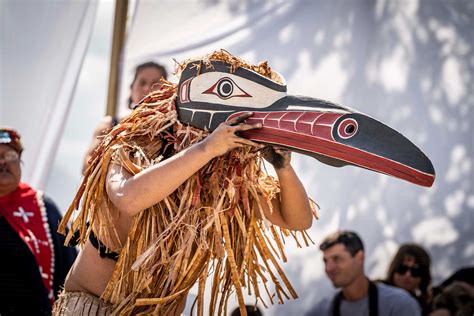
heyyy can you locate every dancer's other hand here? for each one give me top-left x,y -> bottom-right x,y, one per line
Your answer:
262,146 -> 291,170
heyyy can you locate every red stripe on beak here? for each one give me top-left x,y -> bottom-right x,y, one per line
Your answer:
229,111 -> 435,187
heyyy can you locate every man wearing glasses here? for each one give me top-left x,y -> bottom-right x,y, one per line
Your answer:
306,230 -> 421,316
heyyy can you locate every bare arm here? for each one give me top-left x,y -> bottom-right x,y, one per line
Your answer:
259,147 -> 313,231
106,112 -> 263,217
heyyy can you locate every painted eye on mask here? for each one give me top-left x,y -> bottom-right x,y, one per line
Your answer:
337,118 -> 358,139
202,77 -> 251,100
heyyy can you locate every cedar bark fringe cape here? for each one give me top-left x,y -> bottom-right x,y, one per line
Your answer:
59,50 -> 318,316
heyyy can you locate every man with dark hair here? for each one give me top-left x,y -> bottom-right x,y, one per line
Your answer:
320,230 -> 365,256
306,230 -> 421,316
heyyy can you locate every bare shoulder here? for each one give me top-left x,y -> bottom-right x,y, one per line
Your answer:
106,162 -> 132,187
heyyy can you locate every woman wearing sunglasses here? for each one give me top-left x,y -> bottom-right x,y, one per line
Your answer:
385,243 -> 432,315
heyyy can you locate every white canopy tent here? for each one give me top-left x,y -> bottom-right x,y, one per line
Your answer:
0,0 -> 97,189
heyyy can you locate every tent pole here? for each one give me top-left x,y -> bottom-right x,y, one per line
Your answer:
105,0 -> 128,117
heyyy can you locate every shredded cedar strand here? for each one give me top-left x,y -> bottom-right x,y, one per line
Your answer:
58,50 -> 318,315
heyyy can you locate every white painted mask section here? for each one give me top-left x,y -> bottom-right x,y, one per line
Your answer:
188,72 -> 287,108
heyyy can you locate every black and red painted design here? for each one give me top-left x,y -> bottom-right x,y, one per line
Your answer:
179,78 -> 192,103
176,60 -> 435,187
337,118 -> 358,139
232,111 -> 434,187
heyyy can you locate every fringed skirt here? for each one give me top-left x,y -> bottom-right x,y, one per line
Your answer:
53,291 -> 112,315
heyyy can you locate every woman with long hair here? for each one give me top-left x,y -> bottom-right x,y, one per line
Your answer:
385,243 -> 432,315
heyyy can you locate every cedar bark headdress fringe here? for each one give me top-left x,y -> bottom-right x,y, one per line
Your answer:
59,51 -> 318,315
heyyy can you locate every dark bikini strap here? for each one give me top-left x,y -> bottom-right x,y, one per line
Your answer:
332,280 -> 378,316
89,231 -> 120,261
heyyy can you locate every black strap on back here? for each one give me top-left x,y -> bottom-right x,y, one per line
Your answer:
331,280 -> 378,316
89,231 -> 120,261
69,222 -> 119,261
